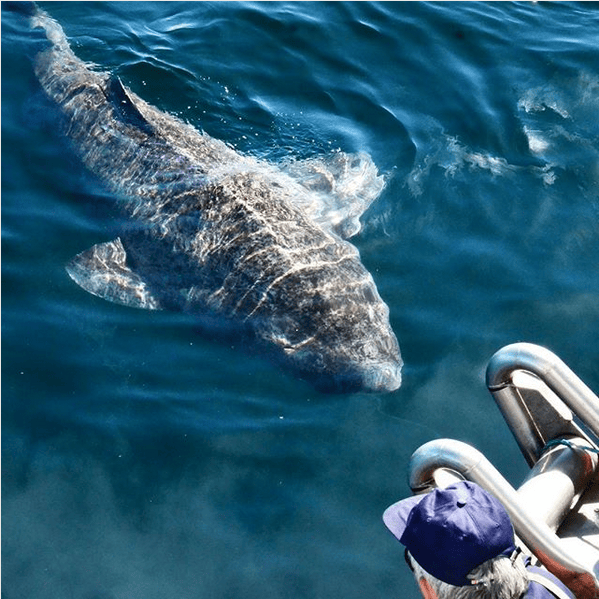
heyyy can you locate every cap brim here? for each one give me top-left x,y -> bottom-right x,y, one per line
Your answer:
382,493 -> 427,542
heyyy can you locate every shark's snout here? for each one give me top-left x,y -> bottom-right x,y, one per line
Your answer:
359,360 -> 402,393
307,357 -> 402,394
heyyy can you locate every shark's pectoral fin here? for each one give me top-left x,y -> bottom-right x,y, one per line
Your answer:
66,238 -> 163,310
282,151 -> 386,239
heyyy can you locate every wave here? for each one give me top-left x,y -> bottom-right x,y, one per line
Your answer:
407,71 -> 599,197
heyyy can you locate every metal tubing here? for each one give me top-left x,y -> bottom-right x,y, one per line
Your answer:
517,438 -> 598,532
489,384 -> 544,465
486,343 -> 599,439
409,439 -> 598,586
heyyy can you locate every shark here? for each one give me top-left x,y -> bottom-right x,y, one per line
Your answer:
27,4 -> 402,393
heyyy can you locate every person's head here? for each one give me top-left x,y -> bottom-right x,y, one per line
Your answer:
383,481 -> 529,599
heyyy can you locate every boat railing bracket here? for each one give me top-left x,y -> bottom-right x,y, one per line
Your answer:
486,343 -> 599,466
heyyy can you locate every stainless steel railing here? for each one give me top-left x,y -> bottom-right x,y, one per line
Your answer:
486,343 -> 599,464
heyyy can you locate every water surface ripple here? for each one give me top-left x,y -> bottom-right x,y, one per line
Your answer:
2,3 -> 599,599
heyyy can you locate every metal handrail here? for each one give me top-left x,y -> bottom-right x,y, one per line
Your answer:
408,438 -> 599,598
486,343 -> 599,441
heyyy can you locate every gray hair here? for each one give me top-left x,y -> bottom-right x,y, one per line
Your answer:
409,552 -> 529,599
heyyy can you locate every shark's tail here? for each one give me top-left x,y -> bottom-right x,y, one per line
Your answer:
4,1 -> 73,55
29,3 -> 73,55
23,1 -> 100,107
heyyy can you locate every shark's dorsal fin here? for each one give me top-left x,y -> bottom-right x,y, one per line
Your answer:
105,75 -> 154,135
66,238 -> 162,310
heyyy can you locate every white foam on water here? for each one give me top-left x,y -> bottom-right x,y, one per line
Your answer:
407,72 -> 599,199
407,134 -> 522,197
523,126 -> 550,155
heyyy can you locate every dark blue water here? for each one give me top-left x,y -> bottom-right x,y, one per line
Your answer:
2,2 -> 599,598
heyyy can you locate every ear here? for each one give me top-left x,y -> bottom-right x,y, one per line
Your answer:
418,577 -> 439,599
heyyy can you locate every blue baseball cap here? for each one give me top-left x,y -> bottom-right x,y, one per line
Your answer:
383,481 -> 516,587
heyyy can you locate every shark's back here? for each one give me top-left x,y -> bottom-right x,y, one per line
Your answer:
28,5 -> 403,393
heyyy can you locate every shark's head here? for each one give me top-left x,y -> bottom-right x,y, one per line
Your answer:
310,358 -> 402,394
258,273 -> 402,394
297,324 -> 403,394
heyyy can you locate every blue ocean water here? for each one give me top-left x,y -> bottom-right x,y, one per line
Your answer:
2,2 -> 599,598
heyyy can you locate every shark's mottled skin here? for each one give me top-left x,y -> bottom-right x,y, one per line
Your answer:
30,6 -> 402,393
